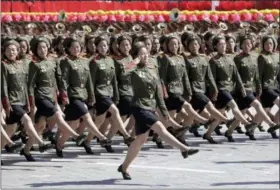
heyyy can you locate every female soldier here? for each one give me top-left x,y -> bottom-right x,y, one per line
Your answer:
24,36 -> 87,160
1,39 -> 52,161
159,35 -> 208,130
204,31 -> 216,58
139,35 -> 186,147
205,36 -> 251,144
99,35 -> 137,153
225,35 -> 279,141
258,35 -> 280,138
84,34 -> 97,59
16,36 -> 32,68
184,35 -> 228,131
225,34 -> 237,55
118,44 -> 199,180
114,35 -> 136,138
84,35 -> 135,153
151,36 -> 161,57
224,34 -> 245,134
58,36 -> 111,157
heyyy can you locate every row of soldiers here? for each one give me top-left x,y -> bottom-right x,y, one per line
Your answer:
1,26 -> 279,179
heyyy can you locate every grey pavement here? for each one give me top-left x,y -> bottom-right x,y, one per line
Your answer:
1,125 -> 279,189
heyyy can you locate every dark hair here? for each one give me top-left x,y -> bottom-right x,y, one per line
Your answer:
109,35 -> 119,55
131,42 -> 146,58
85,35 -> 96,54
117,35 -> 132,46
94,35 -> 109,47
261,35 -> 277,52
225,34 -> 236,43
212,36 -> 226,51
2,40 -> 20,60
181,32 -> 195,48
165,35 -> 181,54
186,35 -> 201,52
16,37 -> 30,54
139,35 -> 153,44
204,31 -> 215,41
53,35 -> 65,54
30,37 -> 50,58
239,35 -> 253,49
63,37 -> 83,55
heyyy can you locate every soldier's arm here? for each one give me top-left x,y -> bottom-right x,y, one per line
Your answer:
158,55 -> 168,97
112,72 -> 119,105
255,64 -> 262,97
27,62 -> 38,107
182,65 -> 192,98
60,59 -> 70,103
1,64 -> 10,110
89,59 -> 97,94
205,60 -> 218,95
86,71 -> 95,105
209,59 -> 217,82
55,59 -> 62,91
257,55 -> 265,84
155,80 -> 169,117
232,64 -> 246,97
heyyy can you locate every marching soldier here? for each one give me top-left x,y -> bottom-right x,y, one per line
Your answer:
118,44 -> 199,180
24,36 -> 87,161
58,36 -> 111,156
225,35 -> 279,141
159,35 -> 208,129
205,36 -> 251,143
184,35 -> 228,136
85,35 -> 135,153
1,39 -> 51,161
258,35 -> 280,138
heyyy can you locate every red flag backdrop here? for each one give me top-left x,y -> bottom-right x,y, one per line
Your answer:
1,1 -> 279,13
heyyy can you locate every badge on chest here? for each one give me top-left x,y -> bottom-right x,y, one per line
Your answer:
40,66 -> 47,72
100,63 -> 106,70
138,71 -> 146,78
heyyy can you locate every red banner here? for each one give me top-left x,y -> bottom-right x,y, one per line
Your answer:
1,1 -> 278,13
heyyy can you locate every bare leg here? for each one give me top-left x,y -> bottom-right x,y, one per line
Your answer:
182,102 -> 208,123
151,121 -> 189,151
205,102 -> 228,122
227,100 -> 249,125
121,131 -> 150,172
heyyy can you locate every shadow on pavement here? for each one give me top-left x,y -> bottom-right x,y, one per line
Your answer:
212,181 -> 280,186
215,160 -> 279,164
27,178 -> 169,188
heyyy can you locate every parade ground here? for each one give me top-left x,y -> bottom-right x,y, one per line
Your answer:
1,125 -> 279,189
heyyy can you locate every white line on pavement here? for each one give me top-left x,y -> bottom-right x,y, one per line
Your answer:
95,162 -> 226,174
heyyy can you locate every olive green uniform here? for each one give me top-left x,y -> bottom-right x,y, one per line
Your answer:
257,52 -> 280,108
234,52 -> 262,96
60,57 -> 94,103
210,54 -> 246,109
1,60 -> 29,124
